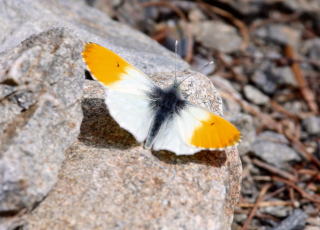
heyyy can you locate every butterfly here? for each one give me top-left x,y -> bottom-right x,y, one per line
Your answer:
82,43 -> 241,155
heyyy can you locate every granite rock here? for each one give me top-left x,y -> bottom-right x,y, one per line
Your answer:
0,28 -> 84,227
0,0 -> 242,229
251,131 -> 301,168
0,0 -> 188,75
26,73 -> 242,230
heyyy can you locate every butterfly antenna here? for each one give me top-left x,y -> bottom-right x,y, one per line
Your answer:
199,60 -> 214,72
174,40 -> 178,85
177,60 -> 214,87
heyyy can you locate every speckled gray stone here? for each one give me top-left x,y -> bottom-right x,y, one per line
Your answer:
255,24 -> 301,47
282,0 -> 320,13
243,85 -> 269,105
26,74 -> 242,230
0,0 -> 242,229
192,21 -> 242,53
0,0 -> 188,75
303,116 -> 320,135
251,131 -> 301,168
0,28 -> 84,228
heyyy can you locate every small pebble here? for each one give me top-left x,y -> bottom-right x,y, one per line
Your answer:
255,24 -> 301,47
188,8 -> 206,22
301,38 -> 320,59
243,85 -> 269,105
270,67 -> 297,87
270,209 -> 307,230
303,116 -> 320,135
261,199 -> 291,217
251,63 -> 278,94
192,21 -> 242,53
251,131 -> 301,168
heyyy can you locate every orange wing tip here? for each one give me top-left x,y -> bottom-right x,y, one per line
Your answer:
189,114 -> 241,150
200,135 -> 242,151
189,135 -> 241,151
81,42 -> 130,86
81,42 -> 99,72
207,135 -> 241,151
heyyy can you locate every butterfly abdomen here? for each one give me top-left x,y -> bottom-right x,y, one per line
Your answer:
145,85 -> 187,148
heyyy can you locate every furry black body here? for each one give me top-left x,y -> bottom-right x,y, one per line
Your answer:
144,83 -> 187,148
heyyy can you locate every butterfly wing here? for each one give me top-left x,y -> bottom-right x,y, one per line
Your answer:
152,104 -> 241,155
82,43 -> 155,94
82,43 -> 155,142
82,43 -> 241,154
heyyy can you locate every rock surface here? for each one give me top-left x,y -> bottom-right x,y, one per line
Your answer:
251,131 -> 301,168
270,66 -> 297,87
0,28 -> 84,228
251,63 -> 278,94
251,62 -> 298,94
271,209 -> 308,230
255,24 -> 301,47
243,85 -> 269,105
26,73 -> 242,230
0,0 -> 188,75
0,0 -> 242,230
303,116 -> 320,135
192,21 -> 242,53
301,38 -> 320,59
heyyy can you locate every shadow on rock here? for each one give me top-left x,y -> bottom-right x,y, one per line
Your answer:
79,97 -> 227,167
78,98 -> 139,149
152,149 -> 227,167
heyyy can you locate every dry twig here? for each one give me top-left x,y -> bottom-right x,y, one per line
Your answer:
253,159 -> 297,182
285,45 -> 319,114
273,177 -> 320,204
220,90 -> 320,168
270,100 -> 300,120
241,184 -> 271,230
239,200 -> 292,208
220,91 -> 282,132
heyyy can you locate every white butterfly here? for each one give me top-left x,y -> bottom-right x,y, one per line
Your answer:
82,43 -> 240,155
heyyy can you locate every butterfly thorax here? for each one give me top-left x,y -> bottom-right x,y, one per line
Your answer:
148,85 -> 186,115
145,84 -> 187,148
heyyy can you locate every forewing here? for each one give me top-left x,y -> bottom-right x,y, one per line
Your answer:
82,43 -> 155,142
82,42 -> 155,95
